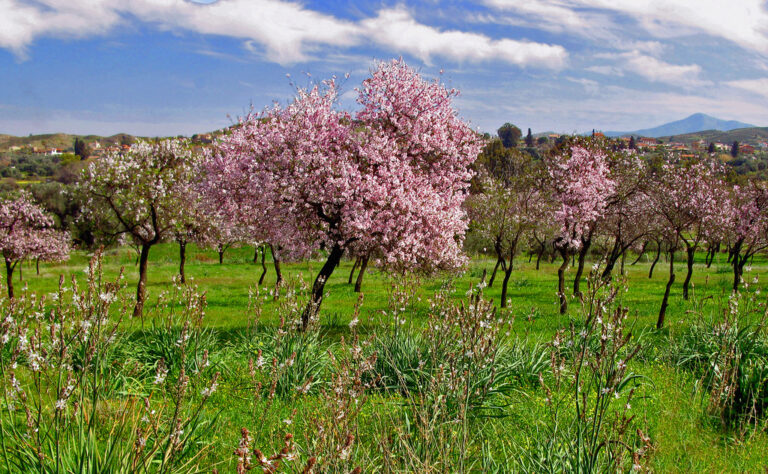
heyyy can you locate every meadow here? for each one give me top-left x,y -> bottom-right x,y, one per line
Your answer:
4,243 -> 768,472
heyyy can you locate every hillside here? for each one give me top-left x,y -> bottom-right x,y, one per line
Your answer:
657,127 -> 768,145
0,133 -> 138,152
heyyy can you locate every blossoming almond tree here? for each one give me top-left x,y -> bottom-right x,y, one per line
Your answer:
647,160 -> 729,328
0,192 -> 70,298
466,160 -> 546,308
546,144 -> 616,314
208,59 -> 483,329
595,152 -> 651,281
728,180 -> 768,292
77,139 -> 200,317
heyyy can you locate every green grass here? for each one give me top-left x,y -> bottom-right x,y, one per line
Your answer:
8,243 -> 768,471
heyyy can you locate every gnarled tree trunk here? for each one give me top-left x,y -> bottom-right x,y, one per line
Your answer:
557,249 -> 570,314
731,239 -> 745,292
301,244 -> 345,330
270,244 -> 283,286
573,236 -> 592,297
649,242 -> 661,279
354,255 -> 369,293
258,245 -> 268,286
348,257 -> 361,284
682,244 -> 696,300
133,243 -> 152,319
178,240 -> 187,284
5,258 -> 14,299
657,251 -> 675,329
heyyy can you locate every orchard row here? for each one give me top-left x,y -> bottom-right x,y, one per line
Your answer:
1,59 -> 764,330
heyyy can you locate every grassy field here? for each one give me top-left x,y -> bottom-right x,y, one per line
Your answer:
5,242 -> 768,472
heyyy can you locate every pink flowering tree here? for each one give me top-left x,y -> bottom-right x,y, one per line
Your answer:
207,59 -> 483,329
0,192 -> 70,298
196,208 -> 246,265
466,159 -> 546,308
598,190 -> 652,279
595,152 -> 650,280
77,139 -> 199,317
728,180 -> 768,291
647,160 -> 729,328
546,144 -> 616,314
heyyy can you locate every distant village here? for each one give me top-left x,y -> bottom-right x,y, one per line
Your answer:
4,133 -> 215,159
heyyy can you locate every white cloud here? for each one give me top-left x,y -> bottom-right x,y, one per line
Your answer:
727,78 -> 768,100
130,0 -> 360,64
0,0 -> 568,68
483,0 -> 768,54
621,52 -> 710,88
360,7 -> 567,68
588,51 -> 709,88
0,0 -> 122,57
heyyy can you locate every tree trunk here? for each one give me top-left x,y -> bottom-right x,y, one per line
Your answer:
218,248 -> 224,265
258,246 -> 268,286
348,257 -> 361,284
649,243 -> 661,279
704,244 -> 714,268
557,250 -> 570,315
657,251 -> 675,329
253,247 -> 259,264
36,258 -> 40,275
488,256 -> 505,288
354,256 -> 369,293
271,245 -> 283,286
732,240 -> 744,292
133,243 -> 152,319
301,244 -> 345,330
602,240 -> 623,280
682,245 -> 695,300
573,238 -> 592,297
630,242 -> 647,266
5,258 -> 14,300
620,251 -> 626,276
535,246 -> 543,270
179,241 -> 187,284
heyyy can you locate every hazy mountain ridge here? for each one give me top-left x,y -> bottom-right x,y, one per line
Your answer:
604,113 -> 756,138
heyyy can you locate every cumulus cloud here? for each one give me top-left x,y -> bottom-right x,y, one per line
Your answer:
360,7 -> 567,68
0,0 -> 568,67
589,51 -> 709,88
621,52 -> 710,88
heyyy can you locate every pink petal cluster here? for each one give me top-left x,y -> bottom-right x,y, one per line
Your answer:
647,160 -> 730,248
547,145 -> 616,251
203,59 -> 483,272
0,192 -> 70,265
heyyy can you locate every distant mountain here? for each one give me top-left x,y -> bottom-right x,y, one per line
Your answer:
604,113 -> 756,138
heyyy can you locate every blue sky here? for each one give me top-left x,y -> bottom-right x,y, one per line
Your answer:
2,0 -> 768,137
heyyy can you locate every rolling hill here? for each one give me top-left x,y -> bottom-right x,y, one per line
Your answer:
0,133 -> 137,152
